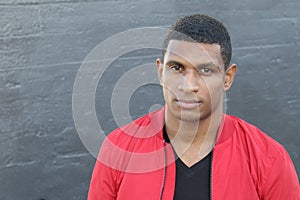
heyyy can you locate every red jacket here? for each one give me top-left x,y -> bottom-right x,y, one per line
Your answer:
88,108 -> 299,200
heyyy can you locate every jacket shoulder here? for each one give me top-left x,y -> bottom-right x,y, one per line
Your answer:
224,115 -> 299,198
108,109 -> 164,142
97,109 -> 166,173
100,109 -> 164,155
225,114 -> 287,158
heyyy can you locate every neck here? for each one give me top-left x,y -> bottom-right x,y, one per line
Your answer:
164,106 -> 223,158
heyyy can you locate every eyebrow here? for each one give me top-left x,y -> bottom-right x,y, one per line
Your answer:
165,60 -> 221,70
165,60 -> 184,67
198,62 -> 221,70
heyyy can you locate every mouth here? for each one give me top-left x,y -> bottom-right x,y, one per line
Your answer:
175,99 -> 202,109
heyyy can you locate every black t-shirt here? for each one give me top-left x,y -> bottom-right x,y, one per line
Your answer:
163,127 -> 212,200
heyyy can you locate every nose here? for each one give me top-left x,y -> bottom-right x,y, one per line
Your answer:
178,70 -> 200,93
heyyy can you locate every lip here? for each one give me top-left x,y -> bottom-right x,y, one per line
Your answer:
175,99 -> 202,109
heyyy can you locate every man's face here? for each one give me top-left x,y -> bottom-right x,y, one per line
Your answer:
157,40 -> 234,122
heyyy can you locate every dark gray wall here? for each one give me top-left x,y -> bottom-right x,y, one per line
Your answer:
0,0 -> 299,199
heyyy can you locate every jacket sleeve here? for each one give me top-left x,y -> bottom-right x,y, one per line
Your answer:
261,148 -> 299,200
88,135 -> 121,200
88,159 -> 118,200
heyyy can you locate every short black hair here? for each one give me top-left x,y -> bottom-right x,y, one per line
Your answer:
162,14 -> 232,69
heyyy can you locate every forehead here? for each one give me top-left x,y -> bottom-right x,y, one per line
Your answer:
164,40 -> 224,68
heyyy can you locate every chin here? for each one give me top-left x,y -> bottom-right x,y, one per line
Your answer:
174,109 -> 209,122
178,115 -> 201,122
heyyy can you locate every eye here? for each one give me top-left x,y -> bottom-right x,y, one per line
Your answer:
170,65 -> 183,72
200,67 -> 212,74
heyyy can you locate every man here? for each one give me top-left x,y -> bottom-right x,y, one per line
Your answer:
88,14 -> 299,199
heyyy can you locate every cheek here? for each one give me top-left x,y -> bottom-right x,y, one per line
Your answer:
162,83 -> 176,100
162,73 -> 180,91
203,78 -> 224,99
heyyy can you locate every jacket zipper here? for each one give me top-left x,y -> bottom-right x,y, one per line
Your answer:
210,149 -> 214,200
159,142 -> 167,200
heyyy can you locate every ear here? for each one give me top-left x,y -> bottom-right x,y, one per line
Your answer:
156,58 -> 163,84
224,64 -> 237,91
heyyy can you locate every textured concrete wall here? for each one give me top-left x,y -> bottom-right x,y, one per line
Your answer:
0,0 -> 299,199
